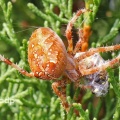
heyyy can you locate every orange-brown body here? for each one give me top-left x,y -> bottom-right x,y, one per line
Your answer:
28,27 -> 67,80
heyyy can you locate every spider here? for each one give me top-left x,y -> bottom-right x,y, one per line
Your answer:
0,9 -> 120,112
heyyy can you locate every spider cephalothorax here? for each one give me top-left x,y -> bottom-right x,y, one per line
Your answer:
0,9 -> 120,112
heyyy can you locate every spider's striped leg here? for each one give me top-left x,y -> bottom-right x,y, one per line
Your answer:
52,79 -> 71,112
80,54 -> 120,76
75,44 -> 120,62
65,9 -> 86,54
0,55 -> 34,77
74,26 -> 91,53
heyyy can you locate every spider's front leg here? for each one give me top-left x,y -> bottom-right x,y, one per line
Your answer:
74,25 -> 91,53
76,44 -> 120,61
74,44 -> 120,76
52,79 -> 71,112
65,9 -> 87,54
81,54 -> 120,75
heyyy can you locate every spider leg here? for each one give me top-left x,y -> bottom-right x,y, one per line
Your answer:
0,55 -> 34,77
80,54 -> 120,75
65,9 -> 86,54
74,26 -> 91,53
52,79 -> 71,112
75,44 -> 120,61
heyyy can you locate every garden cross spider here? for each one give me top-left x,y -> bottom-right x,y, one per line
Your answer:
0,9 -> 120,112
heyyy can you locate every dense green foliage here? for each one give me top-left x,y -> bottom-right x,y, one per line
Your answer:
0,0 -> 120,119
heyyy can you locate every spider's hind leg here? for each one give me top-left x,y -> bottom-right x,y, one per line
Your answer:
52,79 -> 71,112
0,54 -> 34,77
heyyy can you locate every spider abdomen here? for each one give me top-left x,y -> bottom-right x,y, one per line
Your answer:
28,27 -> 67,80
